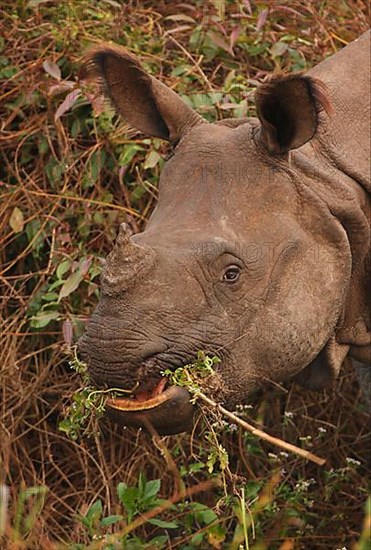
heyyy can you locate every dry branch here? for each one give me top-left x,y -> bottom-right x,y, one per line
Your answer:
198,392 -> 326,466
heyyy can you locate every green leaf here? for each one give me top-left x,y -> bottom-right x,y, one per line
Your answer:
41,292 -> 59,302
147,518 -> 178,529
188,462 -> 206,474
9,207 -> 24,233
83,150 -> 107,188
117,482 -> 127,506
171,64 -> 192,77
25,219 -> 46,257
45,158 -> 65,186
56,259 -> 71,280
145,536 -> 169,547
144,150 -> 161,170
207,453 -> 217,474
138,473 -> 146,497
118,144 -> 144,166
244,481 -> 261,500
191,503 -> 218,525
208,92 -> 223,105
100,514 -> 124,526
190,532 -> 204,545
30,310 -> 60,328
117,483 -> 138,521
86,499 -> 103,521
143,479 -> 161,502
58,270 -> 84,301
270,41 -> 289,58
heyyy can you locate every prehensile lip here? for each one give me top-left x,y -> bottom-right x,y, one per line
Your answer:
106,385 -> 195,435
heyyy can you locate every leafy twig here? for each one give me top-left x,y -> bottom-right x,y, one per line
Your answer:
165,353 -> 326,466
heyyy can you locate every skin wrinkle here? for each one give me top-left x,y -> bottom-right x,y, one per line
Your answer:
87,293 -> 224,368
185,261 -> 214,310
251,133 -> 340,261
276,159 -> 355,265
200,249 -> 255,319
212,241 -> 299,356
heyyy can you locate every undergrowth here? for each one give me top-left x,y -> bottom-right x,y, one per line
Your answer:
1,1 -> 370,548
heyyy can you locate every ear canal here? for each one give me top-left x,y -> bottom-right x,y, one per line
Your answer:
79,44 -> 204,143
255,75 -> 331,155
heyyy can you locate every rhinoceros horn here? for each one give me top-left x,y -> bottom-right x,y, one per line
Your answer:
102,223 -> 156,294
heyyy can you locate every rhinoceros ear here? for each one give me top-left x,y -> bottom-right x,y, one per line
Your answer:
255,75 -> 331,155
79,44 -> 204,143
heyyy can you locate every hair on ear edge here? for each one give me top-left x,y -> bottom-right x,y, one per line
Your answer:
79,44 -> 145,83
256,73 -> 333,117
78,44 -> 152,104
302,75 -> 333,117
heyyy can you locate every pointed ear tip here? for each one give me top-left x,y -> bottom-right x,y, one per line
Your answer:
79,44 -> 139,81
79,47 -> 106,81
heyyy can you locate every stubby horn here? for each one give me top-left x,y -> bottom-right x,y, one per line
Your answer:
116,222 -> 133,243
101,223 -> 156,294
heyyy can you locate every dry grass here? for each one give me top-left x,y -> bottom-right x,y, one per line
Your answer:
1,1 -> 370,548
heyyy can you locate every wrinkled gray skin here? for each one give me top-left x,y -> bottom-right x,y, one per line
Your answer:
78,31 -> 370,434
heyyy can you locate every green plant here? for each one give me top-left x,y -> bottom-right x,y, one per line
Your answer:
162,351 -> 220,402
2,485 -> 47,544
58,349 -> 107,440
77,475 -> 178,548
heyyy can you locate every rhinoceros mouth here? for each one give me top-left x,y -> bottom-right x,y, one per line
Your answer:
105,382 -> 195,435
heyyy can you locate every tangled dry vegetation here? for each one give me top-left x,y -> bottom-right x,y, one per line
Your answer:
1,1 -> 370,548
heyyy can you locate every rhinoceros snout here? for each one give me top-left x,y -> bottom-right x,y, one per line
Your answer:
77,333 -> 196,434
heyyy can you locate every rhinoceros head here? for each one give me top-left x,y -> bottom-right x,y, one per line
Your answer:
77,45 -> 355,435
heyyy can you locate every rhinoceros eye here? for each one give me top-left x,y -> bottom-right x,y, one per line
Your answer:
222,265 -> 241,283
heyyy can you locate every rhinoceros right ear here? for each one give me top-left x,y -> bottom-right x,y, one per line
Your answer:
79,44 -> 204,144
255,75 -> 331,155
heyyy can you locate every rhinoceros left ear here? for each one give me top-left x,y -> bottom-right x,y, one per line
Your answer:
255,75 -> 331,155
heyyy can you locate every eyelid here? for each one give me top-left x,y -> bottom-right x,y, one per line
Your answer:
221,252 -> 244,268
221,264 -> 241,283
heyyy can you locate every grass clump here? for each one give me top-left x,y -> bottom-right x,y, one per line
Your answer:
162,351 -> 220,402
58,349 -> 107,440
59,348 -> 133,441
58,385 -> 106,441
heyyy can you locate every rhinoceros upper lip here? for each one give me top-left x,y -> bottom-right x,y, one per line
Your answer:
106,378 -> 170,412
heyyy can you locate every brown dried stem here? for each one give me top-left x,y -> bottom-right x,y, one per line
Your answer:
197,392 -> 326,466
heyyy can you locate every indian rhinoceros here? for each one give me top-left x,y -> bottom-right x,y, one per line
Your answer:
78,31 -> 370,435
